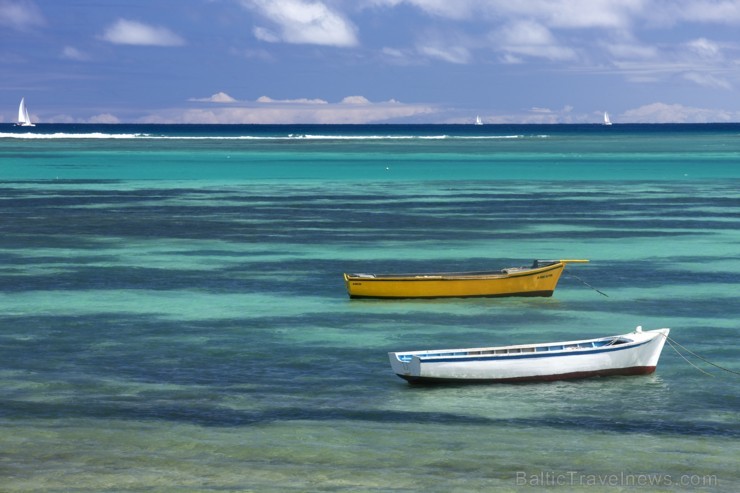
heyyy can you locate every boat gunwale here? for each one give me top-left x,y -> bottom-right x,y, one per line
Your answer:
413,338 -> 651,363
390,329 -> 668,364
344,262 -> 564,282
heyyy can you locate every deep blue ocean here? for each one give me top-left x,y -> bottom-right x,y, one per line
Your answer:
0,124 -> 738,491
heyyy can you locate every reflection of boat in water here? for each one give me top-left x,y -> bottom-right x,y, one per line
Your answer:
16,98 -> 35,127
603,111 -> 612,126
344,259 -> 588,299
389,327 -> 670,384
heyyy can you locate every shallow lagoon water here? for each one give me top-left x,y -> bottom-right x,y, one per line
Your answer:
0,124 -> 738,491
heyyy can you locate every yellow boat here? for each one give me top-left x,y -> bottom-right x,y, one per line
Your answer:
344,259 -> 589,299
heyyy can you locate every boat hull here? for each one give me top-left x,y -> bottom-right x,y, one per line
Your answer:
397,365 -> 657,384
345,262 -> 566,299
389,328 -> 669,384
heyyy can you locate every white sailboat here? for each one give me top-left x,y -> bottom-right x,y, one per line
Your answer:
475,115 -> 483,125
603,111 -> 612,126
16,97 -> 35,127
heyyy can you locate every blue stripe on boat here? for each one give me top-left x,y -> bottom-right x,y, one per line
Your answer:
414,339 -> 650,363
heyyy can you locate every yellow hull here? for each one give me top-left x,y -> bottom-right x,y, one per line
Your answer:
344,260 -> 587,299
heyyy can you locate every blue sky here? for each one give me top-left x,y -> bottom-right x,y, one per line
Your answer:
3,0 -> 740,124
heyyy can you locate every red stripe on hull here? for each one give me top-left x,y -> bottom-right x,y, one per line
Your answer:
399,366 -> 657,384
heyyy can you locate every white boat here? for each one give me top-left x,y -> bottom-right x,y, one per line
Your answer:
474,115 -> 483,125
16,98 -> 35,127
388,327 -> 669,384
603,111 -> 612,126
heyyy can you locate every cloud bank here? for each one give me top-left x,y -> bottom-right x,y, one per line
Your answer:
41,99 -> 739,125
365,0 -> 740,92
141,94 -> 435,123
621,102 -> 736,123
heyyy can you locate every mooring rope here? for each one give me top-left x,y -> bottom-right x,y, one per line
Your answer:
665,338 -> 714,377
566,273 -> 609,297
664,333 -> 740,377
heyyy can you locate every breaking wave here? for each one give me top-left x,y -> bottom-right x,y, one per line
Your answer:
0,132 -> 542,140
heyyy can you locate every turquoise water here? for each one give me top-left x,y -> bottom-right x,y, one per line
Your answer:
0,124 -> 738,491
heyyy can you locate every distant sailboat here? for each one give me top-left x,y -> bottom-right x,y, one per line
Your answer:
16,98 -> 35,127
603,111 -> 612,126
475,115 -> 483,125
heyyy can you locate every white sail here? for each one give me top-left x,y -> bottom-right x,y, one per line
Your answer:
17,98 -> 35,127
603,111 -> 612,126
475,115 -> 483,125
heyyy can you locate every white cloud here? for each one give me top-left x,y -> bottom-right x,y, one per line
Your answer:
621,102 -> 735,123
417,43 -> 471,64
596,32 -> 735,89
88,113 -> 121,124
101,19 -> 185,46
685,38 -> 721,59
0,0 -> 44,30
467,105 -> 585,124
245,0 -> 358,47
494,21 -> 577,61
253,26 -> 280,43
44,114 -> 76,124
451,102 -> 733,124
369,0 -> 475,20
499,20 -> 552,46
211,92 -> 238,103
189,92 -> 239,103
378,46 -> 426,65
683,72 -> 731,90
499,53 -> 523,64
605,42 -> 658,60
370,0 -> 740,96
341,96 -> 370,104
190,93 -> 334,105
381,47 -> 404,58
61,46 -> 89,61
368,0 -> 740,64
257,96 -> 328,104
370,0 -> 644,29
496,0 -> 643,29
139,96 -> 435,123
672,0 -> 740,24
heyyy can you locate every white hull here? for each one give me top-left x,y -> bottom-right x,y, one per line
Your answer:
389,328 -> 669,383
